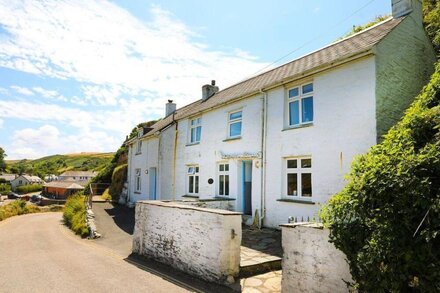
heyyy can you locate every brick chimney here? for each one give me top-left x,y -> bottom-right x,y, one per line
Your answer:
165,99 -> 176,117
202,80 -> 219,101
392,0 -> 422,23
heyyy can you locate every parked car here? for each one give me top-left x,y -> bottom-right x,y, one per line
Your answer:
30,194 -> 43,203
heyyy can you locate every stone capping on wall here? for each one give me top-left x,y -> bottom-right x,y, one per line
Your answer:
137,200 -> 242,215
279,222 -> 323,229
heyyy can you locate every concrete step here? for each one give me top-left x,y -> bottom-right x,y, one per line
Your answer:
239,257 -> 282,278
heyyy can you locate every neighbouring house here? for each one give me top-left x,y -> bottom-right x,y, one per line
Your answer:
42,181 -> 85,199
44,174 -> 58,182
10,175 -> 45,191
0,173 -> 18,183
58,171 -> 97,182
126,0 -> 435,228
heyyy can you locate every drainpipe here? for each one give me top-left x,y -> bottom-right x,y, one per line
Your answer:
259,89 -> 268,228
172,112 -> 178,200
127,145 -> 132,204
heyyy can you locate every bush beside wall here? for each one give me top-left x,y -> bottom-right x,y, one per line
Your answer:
63,193 -> 89,237
16,184 -> 42,194
0,184 -> 11,194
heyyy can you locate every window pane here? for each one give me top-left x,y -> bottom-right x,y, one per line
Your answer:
196,126 -> 201,141
287,160 -> 297,169
301,173 -> 312,197
302,97 -> 313,123
230,122 -> 242,137
219,164 -> 224,171
288,88 -> 299,98
190,128 -> 196,142
289,101 -> 300,125
191,119 -> 196,126
287,173 -> 298,196
189,176 -> 194,193
219,175 -> 224,195
225,175 -> 229,196
188,167 -> 194,174
302,83 -> 313,94
195,166 -> 199,173
225,164 -> 229,171
229,111 -> 242,120
195,176 -> 199,194
301,159 -> 312,168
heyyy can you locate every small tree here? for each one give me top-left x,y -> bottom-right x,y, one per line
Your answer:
0,147 -> 6,172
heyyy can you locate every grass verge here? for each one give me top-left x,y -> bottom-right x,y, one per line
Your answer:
63,194 -> 89,238
0,200 -> 40,221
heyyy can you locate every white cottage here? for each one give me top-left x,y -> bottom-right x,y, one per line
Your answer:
127,0 -> 435,228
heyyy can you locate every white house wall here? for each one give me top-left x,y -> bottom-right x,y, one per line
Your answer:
158,125 -> 177,200
264,57 -> 377,227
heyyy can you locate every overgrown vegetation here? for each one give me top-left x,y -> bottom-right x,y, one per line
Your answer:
320,3 -> 440,291
16,184 -> 42,194
63,193 -> 89,237
341,15 -> 390,39
0,147 -> 6,172
0,200 -> 40,221
6,152 -> 113,179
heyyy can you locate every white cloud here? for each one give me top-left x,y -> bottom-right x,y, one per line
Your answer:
10,85 -> 34,96
0,1 -> 268,107
9,124 -> 119,159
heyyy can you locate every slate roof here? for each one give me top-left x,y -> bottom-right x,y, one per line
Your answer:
20,175 -> 44,183
132,17 -> 403,142
59,171 -> 97,177
43,181 -> 85,189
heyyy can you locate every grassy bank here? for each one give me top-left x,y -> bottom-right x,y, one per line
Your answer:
0,200 -> 40,221
63,194 -> 89,237
16,184 -> 42,194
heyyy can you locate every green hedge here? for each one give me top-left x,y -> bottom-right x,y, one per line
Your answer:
16,184 -> 42,194
320,63 -> 440,292
63,193 -> 89,237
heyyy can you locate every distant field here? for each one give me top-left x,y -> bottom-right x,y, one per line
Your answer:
6,152 -> 114,176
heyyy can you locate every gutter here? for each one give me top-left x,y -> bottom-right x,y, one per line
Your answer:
172,112 -> 178,201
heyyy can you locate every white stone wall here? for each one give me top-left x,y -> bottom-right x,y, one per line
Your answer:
281,223 -> 353,293
264,57 -> 377,227
132,201 -> 242,284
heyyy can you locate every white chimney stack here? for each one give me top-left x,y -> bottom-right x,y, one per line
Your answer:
165,99 -> 176,116
392,0 -> 422,23
202,80 -> 219,101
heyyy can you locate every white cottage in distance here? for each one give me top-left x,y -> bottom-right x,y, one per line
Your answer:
127,0 -> 435,228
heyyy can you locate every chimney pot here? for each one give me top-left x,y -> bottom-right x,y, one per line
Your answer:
211,80 -> 216,86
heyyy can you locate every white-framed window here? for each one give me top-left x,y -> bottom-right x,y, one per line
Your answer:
285,157 -> 312,198
187,165 -> 199,195
135,168 -> 141,192
287,82 -> 314,127
228,110 -> 242,138
218,163 -> 230,196
189,117 -> 202,144
136,140 -> 142,154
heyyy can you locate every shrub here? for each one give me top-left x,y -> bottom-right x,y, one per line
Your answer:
101,188 -> 111,201
109,163 -> 127,201
0,200 -> 40,221
16,184 -> 42,194
0,184 -> 11,194
320,63 -> 440,292
63,193 -> 89,238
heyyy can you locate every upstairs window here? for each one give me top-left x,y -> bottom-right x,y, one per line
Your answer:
228,111 -> 242,138
187,166 -> 199,195
136,140 -> 142,154
287,82 -> 314,127
135,168 -> 141,192
189,117 -> 202,144
286,158 -> 312,198
218,163 -> 230,196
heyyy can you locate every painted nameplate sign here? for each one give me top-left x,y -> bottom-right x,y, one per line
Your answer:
220,151 -> 262,159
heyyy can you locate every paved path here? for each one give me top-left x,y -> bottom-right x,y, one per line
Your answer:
0,213 -> 189,293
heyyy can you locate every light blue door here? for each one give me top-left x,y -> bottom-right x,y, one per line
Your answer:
149,167 -> 157,200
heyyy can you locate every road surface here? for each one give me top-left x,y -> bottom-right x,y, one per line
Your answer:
0,212 -> 189,293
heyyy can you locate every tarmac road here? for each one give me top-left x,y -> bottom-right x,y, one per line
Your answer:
0,212 -> 189,293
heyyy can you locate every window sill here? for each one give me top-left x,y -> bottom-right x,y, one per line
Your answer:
134,191 -> 141,194
135,152 -> 142,155
223,136 -> 242,142
214,196 -> 236,201
182,194 -> 199,199
282,123 -> 313,132
185,142 -> 200,147
277,198 -> 315,205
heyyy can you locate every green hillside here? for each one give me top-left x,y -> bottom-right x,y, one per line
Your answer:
6,152 -> 114,178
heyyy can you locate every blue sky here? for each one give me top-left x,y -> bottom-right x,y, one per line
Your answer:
0,0 -> 390,159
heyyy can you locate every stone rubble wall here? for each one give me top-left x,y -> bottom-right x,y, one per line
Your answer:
281,223 -> 353,293
132,201 -> 242,284
177,198 -> 235,211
